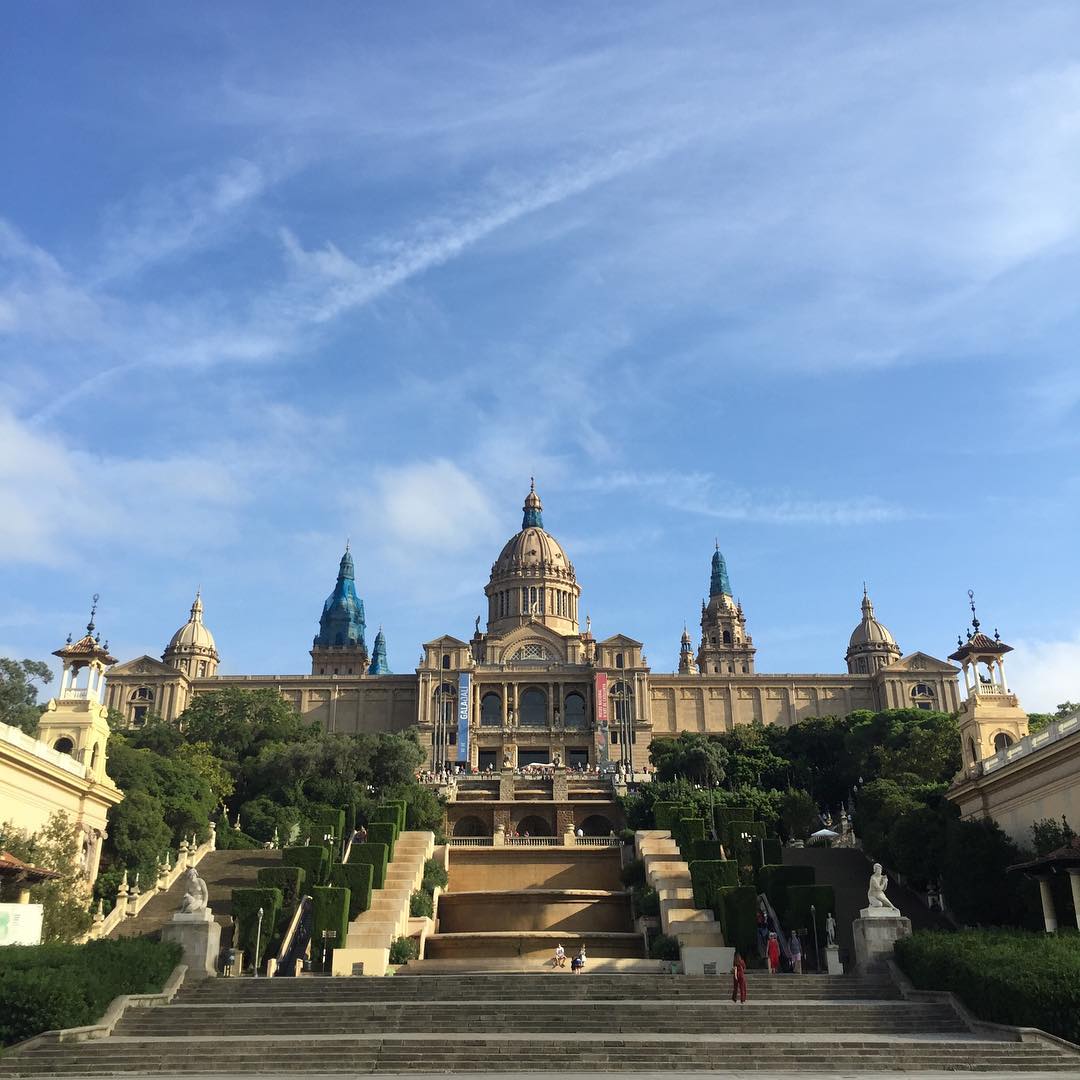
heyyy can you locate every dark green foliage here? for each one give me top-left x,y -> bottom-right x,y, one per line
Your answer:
752,837 -> 783,871
632,885 -> 660,917
652,802 -> 680,830
371,802 -> 405,833
620,858 -> 646,888
779,788 -> 820,841
649,732 -> 728,786
389,936 -> 419,964
311,807 -> 346,846
756,864 -> 815,923
231,887 -> 282,969
329,862 -> 373,920
687,839 -> 724,863
347,842 -> 388,888
713,806 -> 753,832
215,826 -> 262,851
410,889 -> 433,917
311,887 -> 350,971
256,865 -> 305,910
366,821 -> 397,860
0,657 -> 52,736
724,819 -> 764,849
420,857 -> 448,894
896,930 -> 1080,1044
717,886 -> 758,956
280,845 -> 328,887
689,860 -> 740,913
785,885 -> 835,957
648,933 -> 680,960
674,816 -> 706,855
0,937 -> 181,1047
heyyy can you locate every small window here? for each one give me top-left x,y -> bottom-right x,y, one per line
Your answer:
711,636 -> 717,644
134,687 -> 154,702
53,737 -> 75,755
132,706 -> 148,726
855,658 -> 867,673
968,736 -> 978,764
442,654 -> 451,670
713,665 -> 719,673
741,663 -> 749,674
728,663 -> 735,673
993,732 -> 1014,752
615,653 -> 624,669
723,630 -> 732,644
911,683 -> 935,698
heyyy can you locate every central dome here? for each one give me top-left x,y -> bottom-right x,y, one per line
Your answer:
484,483 -> 581,638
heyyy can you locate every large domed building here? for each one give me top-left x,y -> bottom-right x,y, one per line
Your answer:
104,482 -> 962,778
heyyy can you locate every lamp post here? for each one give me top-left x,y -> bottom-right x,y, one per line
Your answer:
253,906 -> 264,978
810,903 -> 821,974
321,928 -> 337,973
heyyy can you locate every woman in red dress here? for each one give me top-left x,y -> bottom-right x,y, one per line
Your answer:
731,952 -> 747,1003
766,931 -> 781,974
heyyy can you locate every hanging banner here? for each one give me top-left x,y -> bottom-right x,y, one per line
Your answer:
594,672 -> 609,766
457,672 -> 471,764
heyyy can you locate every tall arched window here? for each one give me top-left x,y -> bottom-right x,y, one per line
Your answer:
993,732 -> 1014,753
967,736 -> 978,764
615,653 -> 624,669
723,630 -> 732,644
442,654 -> 451,670
564,692 -> 586,729
910,683 -> 935,711
610,681 -> 633,725
480,692 -> 502,727
53,737 -> 74,755
519,687 -> 547,727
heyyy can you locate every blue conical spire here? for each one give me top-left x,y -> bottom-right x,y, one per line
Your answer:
368,627 -> 391,674
709,541 -> 732,598
522,478 -> 543,529
314,543 -> 366,649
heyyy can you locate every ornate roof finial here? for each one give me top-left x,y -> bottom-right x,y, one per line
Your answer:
66,632 -> 72,644
710,545 -> 731,598
530,476 -> 535,493
522,480 -> 543,529
968,588 -> 980,631
87,593 -> 99,635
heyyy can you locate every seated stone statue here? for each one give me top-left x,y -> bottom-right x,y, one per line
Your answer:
178,867 -> 209,914
867,862 -> 899,911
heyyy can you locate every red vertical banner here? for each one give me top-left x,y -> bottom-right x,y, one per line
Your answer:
594,672 -> 609,766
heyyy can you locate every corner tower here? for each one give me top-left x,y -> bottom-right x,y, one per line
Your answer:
950,592 -> 1028,768
697,543 -> 756,675
483,481 -> 581,639
311,544 -> 368,676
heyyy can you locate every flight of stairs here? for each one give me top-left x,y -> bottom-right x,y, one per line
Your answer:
330,830 -> 434,976
3,972 -> 1076,1074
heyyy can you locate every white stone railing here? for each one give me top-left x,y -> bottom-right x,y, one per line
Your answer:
83,824 -> 217,941
447,837 -> 493,847
573,836 -> 621,847
447,835 -> 621,848
0,720 -> 88,779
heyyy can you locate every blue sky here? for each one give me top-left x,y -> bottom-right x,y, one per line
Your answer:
2,2 -> 1079,709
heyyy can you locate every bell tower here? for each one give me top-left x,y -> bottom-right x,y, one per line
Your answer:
949,590 -> 1028,770
697,543 -> 756,675
38,595 -> 117,783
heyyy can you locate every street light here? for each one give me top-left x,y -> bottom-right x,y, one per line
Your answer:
253,906 -> 264,978
321,928 -> 338,973
810,903 -> 821,973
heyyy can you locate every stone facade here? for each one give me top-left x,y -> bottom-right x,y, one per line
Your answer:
104,485 -> 962,770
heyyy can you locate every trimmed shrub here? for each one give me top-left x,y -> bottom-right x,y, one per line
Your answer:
751,837 -> 783,870
372,802 -> 406,834
756,864 -> 815,923
281,845 -> 328,887
895,930 -> 1080,1045
256,865 -> 305,910
329,862 -> 374,920
311,886 -> 350,972
389,936 -> 419,964
717,885 -> 758,956
421,857 -> 448,894
689,859 -> 740,913
216,827 -> 262,851
410,889 -> 433,917
620,858 -> 646,888
231,887 -> 282,970
688,839 -> 724,863
714,806 -> 753,832
632,885 -> 660,917
648,933 -> 680,961
0,938 -> 181,1047
347,842 -> 389,888
366,822 -> 397,860
674,817 -> 706,855
724,819 -> 765,850
785,884 -> 836,960
311,808 -> 346,846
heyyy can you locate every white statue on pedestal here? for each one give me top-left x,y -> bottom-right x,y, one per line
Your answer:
867,863 -> 899,912
826,912 -> 837,946
178,867 -> 209,914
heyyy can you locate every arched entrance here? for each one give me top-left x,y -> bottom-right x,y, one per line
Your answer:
452,815 -> 489,838
579,814 -> 615,837
515,813 -> 554,836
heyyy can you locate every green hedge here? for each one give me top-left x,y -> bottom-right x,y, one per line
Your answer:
752,837 -> 783,870
717,885 -> 758,957
256,865 -> 305,910
0,938 -> 182,1048
785,884 -> 836,958
311,886 -> 350,972
311,808 -> 346,846
724,819 -> 765,849
421,857 -> 448,893
689,859 -> 740,913
330,862 -> 374,920
687,839 -> 724,863
347,842 -> 389,888
372,802 -> 406,833
756,864 -> 815,923
389,936 -> 419,964
231,887 -> 282,970
674,816 -> 706,854
895,930 -> 1080,1045
714,806 -> 753,832
654,801 -> 693,831
366,822 -> 397,860
410,889 -> 434,917
281,845 -> 328,887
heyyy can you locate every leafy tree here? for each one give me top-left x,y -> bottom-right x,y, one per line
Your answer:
0,658 -> 53,736
106,789 -> 173,883
0,812 -> 92,942
776,715 -> 857,806
940,818 -> 1035,927
712,723 -> 789,790
845,709 -> 960,786
649,732 -> 728,786
1028,701 -> 1079,735
1031,815 -> 1075,856
778,788 -> 819,841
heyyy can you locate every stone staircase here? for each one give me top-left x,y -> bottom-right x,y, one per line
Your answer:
636,829 -> 726,957
3,972 -> 1077,1074
329,830 -> 434,977
108,849 -> 281,948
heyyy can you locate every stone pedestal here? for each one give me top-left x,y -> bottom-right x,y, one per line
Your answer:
160,908 -> 221,979
825,943 -> 843,975
852,908 -> 910,972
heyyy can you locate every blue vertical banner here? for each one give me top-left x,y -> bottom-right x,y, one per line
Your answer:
457,672 -> 471,764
